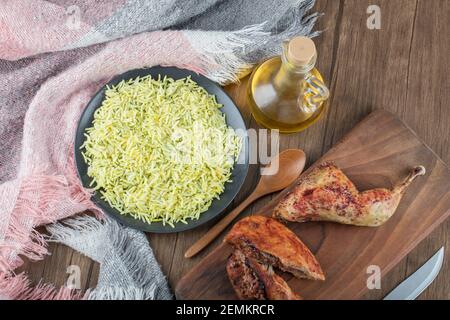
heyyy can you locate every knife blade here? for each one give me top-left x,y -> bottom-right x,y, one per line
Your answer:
384,246 -> 445,300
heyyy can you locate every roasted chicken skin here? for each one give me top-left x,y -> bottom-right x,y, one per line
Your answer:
224,215 -> 325,280
226,249 -> 301,300
273,162 -> 426,227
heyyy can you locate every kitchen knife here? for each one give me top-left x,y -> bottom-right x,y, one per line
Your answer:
384,246 -> 445,300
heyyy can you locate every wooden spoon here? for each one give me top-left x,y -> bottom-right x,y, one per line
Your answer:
184,149 -> 306,258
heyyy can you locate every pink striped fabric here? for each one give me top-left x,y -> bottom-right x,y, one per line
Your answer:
0,28 -> 218,299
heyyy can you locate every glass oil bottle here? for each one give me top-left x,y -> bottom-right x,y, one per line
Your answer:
247,36 -> 329,133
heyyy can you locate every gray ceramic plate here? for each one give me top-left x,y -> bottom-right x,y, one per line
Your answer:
74,66 -> 249,233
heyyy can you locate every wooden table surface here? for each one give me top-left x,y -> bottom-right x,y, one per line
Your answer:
22,0 -> 450,299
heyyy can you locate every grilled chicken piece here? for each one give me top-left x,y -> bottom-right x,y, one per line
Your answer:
273,162 -> 426,227
224,215 -> 325,280
227,249 -> 301,300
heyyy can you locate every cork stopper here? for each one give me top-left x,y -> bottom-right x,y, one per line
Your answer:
287,36 -> 317,66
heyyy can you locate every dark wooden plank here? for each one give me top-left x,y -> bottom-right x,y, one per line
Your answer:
398,0 -> 450,300
364,0 -> 450,300
329,0 -> 418,299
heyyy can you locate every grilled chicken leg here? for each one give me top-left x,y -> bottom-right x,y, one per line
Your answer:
225,215 -> 325,280
273,162 -> 426,227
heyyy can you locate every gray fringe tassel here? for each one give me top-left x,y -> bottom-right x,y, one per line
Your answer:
46,215 -> 172,300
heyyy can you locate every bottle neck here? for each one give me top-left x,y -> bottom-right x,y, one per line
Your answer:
273,49 -> 316,94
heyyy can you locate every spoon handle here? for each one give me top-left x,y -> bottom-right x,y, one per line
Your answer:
184,191 -> 261,258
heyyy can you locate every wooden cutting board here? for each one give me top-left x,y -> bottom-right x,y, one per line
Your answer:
175,110 -> 450,300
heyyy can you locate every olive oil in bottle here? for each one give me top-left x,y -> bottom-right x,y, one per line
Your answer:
247,37 -> 329,133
